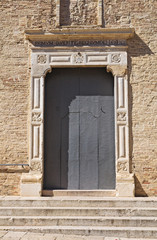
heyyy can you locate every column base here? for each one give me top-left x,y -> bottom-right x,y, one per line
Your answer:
116,173 -> 135,197
21,173 -> 42,197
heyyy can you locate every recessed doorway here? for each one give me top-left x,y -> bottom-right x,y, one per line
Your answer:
43,68 -> 115,190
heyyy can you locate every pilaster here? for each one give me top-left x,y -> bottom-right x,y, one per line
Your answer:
107,65 -> 135,197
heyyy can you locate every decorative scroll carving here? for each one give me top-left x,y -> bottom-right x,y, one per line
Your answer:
73,52 -> 84,64
32,112 -> 42,122
117,112 -> 126,121
117,161 -> 128,172
37,55 -> 47,64
111,53 -> 121,63
32,40 -> 126,47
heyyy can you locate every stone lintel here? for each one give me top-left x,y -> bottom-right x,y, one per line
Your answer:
25,28 -> 135,41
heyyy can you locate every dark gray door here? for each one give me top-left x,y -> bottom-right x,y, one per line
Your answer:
44,68 -> 115,190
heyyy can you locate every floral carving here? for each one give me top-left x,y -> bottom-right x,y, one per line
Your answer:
117,112 -> 126,121
37,55 -> 47,64
117,162 -> 127,172
73,52 -> 84,64
111,54 -> 121,63
32,113 -> 41,122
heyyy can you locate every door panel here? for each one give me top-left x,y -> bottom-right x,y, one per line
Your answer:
68,96 -> 115,189
44,68 -> 115,190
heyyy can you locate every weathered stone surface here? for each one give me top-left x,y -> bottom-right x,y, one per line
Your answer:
2,231 -> 26,239
60,0 -> 98,26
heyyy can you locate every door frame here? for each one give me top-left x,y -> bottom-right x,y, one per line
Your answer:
21,29 -> 135,197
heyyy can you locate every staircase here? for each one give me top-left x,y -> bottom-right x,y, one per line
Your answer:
0,196 -> 157,239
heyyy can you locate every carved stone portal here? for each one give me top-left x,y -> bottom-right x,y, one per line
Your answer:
22,29 -> 135,197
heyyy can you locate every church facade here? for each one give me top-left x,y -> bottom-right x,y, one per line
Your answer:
0,0 -> 156,197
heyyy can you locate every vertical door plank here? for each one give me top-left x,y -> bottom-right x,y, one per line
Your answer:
80,96 -> 99,189
68,97 -> 80,189
98,96 -> 115,189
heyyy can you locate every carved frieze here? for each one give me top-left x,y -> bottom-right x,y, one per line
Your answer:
37,55 -> 47,64
32,40 -> 126,48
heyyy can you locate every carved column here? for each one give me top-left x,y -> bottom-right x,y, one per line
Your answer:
107,65 -> 135,197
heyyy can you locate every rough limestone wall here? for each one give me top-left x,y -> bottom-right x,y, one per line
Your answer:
0,0 -> 57,195
103,0 -> 157,196
0,0 -> 156,196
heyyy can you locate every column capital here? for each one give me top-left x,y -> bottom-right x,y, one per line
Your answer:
107,65 -> 127,77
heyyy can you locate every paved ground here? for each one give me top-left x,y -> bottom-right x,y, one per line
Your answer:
0,231 -> 156,240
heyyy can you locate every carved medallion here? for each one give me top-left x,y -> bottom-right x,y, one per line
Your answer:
37,55 -> 47,64
32,112 -> 41,122
117,112 -> 126,121
73,53 -> 84,64
111,54 -> 121,63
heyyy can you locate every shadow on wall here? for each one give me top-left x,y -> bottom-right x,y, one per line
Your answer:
128,33 -> 154,57
134,175 -> 148,197
60,0 -> 71,26
127,33 -> 153,197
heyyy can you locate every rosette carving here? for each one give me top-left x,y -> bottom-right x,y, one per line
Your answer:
73,52 -> 84,64
37,55 -> 47,64
111,54 -> 121,63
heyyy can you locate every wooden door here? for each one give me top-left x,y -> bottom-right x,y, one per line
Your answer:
44,68 -> 115,190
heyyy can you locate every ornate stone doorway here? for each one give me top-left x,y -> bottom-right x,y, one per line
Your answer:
21,28 -> 135,197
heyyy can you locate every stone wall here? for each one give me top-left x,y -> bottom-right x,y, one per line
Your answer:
0,0 -> 156,196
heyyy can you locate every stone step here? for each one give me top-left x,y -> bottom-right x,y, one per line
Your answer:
43,190 -> 116,197
0,216 -> 156,228
0,207 -> 157,217
0,197 -> 157,208
0,231 -> 156,240
1,231 -> 157,240
0,226 -> 157,238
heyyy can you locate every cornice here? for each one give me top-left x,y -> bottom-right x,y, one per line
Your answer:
25,28 -> 135,41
